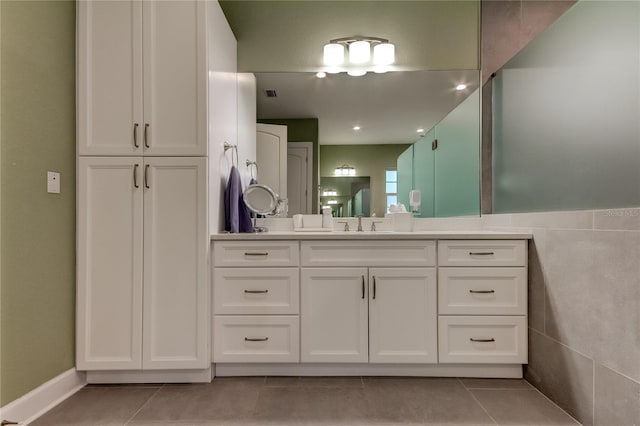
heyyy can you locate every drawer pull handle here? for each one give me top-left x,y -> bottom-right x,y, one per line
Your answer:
470,338 -> 495,343
361,275 -> 365,299
244,289 -> 268,294
244,252 -> 269,256
469,289 -> 495,294
469,251 -> 495,256
245,337 -> 269,342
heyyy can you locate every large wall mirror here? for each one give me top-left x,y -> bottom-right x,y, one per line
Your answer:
220,0 -> 481,218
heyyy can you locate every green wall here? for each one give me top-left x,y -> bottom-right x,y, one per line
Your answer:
258,118 -> 319,212
321,144 -> 409,217
0,0 -> 76,406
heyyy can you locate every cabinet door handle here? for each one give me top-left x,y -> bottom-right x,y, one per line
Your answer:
470,338 -> 495,343
133,164 -> 139,188
144,123 -> 150,148
133,123 -> 139,148
144,164 -> 150,189
244,337 -> 268,342
469,289 -> 495,294
244,289 -> 268,294
469,251 -> 494,256
361,275 -> 365,299
244,252 -> 268,256
372,275 -> 376,299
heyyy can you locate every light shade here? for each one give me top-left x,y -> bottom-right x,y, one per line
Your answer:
323,43 -> 344,66
334,164 -> 356,176
349,41 -> 370,64
373,43 -> 395,65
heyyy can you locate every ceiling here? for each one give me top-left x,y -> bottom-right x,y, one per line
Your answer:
256,70 -> 479,145
220,1 -> 481,145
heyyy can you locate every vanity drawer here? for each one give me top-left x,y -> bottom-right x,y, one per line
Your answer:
213,316 -> 299,363
438,240 -> 526,267
213,241 -> 299,267
214,268 -> 299,315
438,316 -> 527,364
438,267 -> 527,315
301,240 -> 436,267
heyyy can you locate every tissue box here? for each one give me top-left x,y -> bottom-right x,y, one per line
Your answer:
391,212 -> 413,232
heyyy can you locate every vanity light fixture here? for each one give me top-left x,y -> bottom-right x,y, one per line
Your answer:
323,36 -> 395,72
316,72 -> 327,78
456,84 -> 467,91
334,164 -> 356,176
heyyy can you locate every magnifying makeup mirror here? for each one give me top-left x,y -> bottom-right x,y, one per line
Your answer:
243,184 -> 284,232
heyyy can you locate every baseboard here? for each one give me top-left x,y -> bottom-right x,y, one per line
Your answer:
0,368 -> 86,425
86,367 -> 213,384
214,363 -> 523,378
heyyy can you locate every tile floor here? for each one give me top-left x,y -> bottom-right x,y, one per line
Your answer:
31,377 -> 580,425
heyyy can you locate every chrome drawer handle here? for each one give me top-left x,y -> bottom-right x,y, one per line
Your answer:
244,337 -> 269,342
244,289 -> 268,294
469,289 -> 495,294
244,252 -> 269,256
469,251 -> 495,256
470,338 -> 495,343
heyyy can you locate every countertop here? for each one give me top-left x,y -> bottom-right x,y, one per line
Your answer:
210,230 -> 532,241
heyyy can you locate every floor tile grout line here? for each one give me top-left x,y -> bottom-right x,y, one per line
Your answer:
124,383 -> 164,425
464,382 -> 499,426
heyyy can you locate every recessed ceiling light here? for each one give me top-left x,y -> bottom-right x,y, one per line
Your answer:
456,84 -> 467,91
353,126 -> 361,131
316,72 -> 327,79
416,128 -> 424,133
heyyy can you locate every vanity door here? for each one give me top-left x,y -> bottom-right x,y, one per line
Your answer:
300,268 -> 368,363
368,268 -> 438,363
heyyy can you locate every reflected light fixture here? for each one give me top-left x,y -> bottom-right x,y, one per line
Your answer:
322,190 -> 338,196
456,84 -> 467,91
328,200 -> 338,205
353,126 -> 361,131
334,164 -> 356,176
316,72 -> 327,78
347,70 -> 367,77
416,128 -> 425,133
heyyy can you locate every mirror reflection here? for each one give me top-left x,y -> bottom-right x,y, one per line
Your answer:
254,70 -> 480,217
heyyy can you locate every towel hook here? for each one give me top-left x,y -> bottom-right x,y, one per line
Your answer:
224,142 -> 238,167
246,160 -> 258,180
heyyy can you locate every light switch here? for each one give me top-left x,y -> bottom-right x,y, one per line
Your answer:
47,171 -> 61,194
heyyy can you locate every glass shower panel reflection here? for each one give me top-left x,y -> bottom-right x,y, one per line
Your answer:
493,1 -> 640,212
413,128 -> 436,217
434,90 -> 480,217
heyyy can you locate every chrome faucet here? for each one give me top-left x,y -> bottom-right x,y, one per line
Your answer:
356,215 -> 364,232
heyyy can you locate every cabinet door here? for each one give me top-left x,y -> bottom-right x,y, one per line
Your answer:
78,0 -> 143,156
369,268 -> 438,363
77,157 -> 143,370
301,268 -> 368,363
142,157 -> 208,369
142,1 -> 207,156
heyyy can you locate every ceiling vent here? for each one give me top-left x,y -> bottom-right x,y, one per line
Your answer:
264,89 -> 278,98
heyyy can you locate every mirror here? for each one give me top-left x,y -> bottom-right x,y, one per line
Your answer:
219,1 -> 481,218
243,184 -> 285,232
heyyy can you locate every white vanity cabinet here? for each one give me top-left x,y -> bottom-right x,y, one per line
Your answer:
77,157 -> 209,371
212,241 -> 300,363
300,241 -> 438,364
437,240 -> 528,364
78,0 -> 206,156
